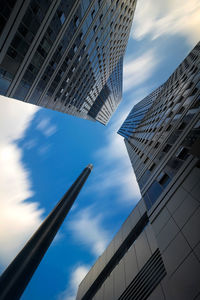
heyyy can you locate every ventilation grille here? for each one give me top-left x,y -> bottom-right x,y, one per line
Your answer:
118,249 -> 166,300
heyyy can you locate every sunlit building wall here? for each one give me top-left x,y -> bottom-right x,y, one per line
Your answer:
0,0 -> 136,124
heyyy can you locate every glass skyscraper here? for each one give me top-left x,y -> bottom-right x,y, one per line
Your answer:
119,42 -> 200,209
0,0 -> 136,124
76,42 -> 200,299
118,84 -> 164,139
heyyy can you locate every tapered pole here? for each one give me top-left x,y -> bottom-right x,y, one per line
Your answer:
0,164 -> 93,300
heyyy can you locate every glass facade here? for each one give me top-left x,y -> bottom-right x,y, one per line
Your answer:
118,85 -> 164,139
0,0 -> 136,124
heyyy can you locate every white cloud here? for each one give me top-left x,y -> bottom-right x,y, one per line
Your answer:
92,126 -> 141,205
37,117 -> 57,137
132,0 -> 200,46
123,50 -> 158,93
59,264 -> 90,300
0,96 -> 44,269
68,207 -> 110,257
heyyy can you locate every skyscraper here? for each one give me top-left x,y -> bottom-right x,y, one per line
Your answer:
118,42 -> 200,209
118,84 -> 164,139
0,0 -> 136,124
76,43 -> 200,299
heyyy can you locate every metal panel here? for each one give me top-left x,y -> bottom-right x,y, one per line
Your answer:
169,253 -> 200,300
137,199 -> 147,216
182,206 -> 200,248
129,206 -> 141,228
104,272 -> 114,300
93,282 -> 104,300
114,228 -> 123,253
173,193 -> 199,228
113,258 -> 126,299
122,213 -> 134,241
135,230 -> 151,270
124,244 -> 139,288
145,224 -> 158,254
162,231 -> 191,276
105,239 -> 115,264
156,217 -> 179,253
118,249 -> 166,300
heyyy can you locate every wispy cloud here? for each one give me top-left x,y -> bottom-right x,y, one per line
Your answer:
36,117 -> 57,137
68,207 -> 110,257
0,96 -> 44,269
87,89 -> 150,207
131,0 -> 200,46
23,138 -> 37,150
91,126 -> 141,205
58,264 -> 90,300
38,144 -> 50,155
123,50 -> 159,93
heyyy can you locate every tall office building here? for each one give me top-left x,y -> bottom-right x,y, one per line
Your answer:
0,0 -> 136,124
76,43 -> 200,299
118,84 -> 164,139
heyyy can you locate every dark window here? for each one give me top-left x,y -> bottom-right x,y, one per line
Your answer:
176,147 -> 189,160
149,163 -> 156,172
163,144 -> 171,153
166,124 -> 172,131
157,173 -> 171,188
7,47 -> 17,59
60,12 -> 65,24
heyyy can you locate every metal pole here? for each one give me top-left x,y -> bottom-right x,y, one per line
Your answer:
0,164 -> 93,300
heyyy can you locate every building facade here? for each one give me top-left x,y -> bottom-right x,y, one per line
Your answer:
118,84 -> 164,139
0,0 -> 136,124
76,43 -> 200,299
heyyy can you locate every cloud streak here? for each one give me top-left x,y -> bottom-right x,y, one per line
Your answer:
131,0 -> 200,46
123,50 -> 159,93
59,264 -> 90,300
36,117 -> 57,137
0,96 -> 44,269
68,207 -> 110,257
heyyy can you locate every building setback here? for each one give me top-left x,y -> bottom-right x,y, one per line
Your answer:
0,0 -> 136,125
76,42 -> 200,299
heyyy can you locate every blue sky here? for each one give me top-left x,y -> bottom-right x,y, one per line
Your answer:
0,0 -> 200,299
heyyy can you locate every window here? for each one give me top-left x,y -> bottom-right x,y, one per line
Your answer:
162,144 -> 171,153
91,9 -> 95,19
166,124 -> 172,131
149,163 -> 156,172
60,13 -> 65,24
176,147 -> 189,160
74,16 -> 79,27
157,173 -> 170,188
178,122 -> 186,130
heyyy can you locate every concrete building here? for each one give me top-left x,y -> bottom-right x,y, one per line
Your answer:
0,0 -> 136,124
76,43 -> 200,299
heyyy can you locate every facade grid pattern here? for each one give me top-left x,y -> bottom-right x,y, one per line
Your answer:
0,0 -> 136,124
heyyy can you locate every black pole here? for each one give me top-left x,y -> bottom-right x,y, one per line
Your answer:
0,164 -> 93,300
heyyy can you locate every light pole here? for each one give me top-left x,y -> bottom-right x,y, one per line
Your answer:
0,164 -> 93,300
